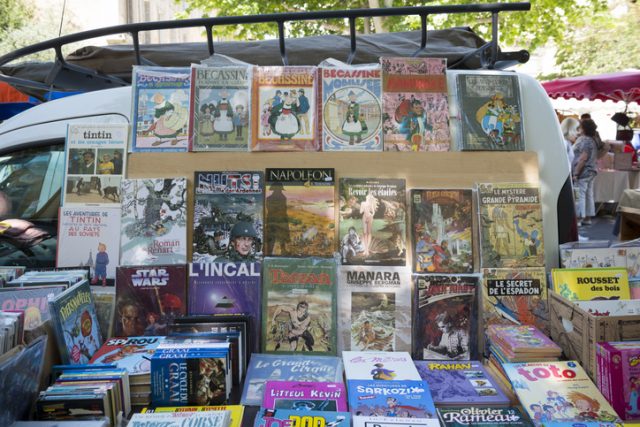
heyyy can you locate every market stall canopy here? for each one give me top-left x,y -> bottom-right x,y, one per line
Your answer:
542,70 -> 640,105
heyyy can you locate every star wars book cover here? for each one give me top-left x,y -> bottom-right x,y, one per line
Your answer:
193,171 -> 263,263
339,178 -> 406,266
380,57 -> 450,152
264,168 -> 335,257
413,274 -> 479,361
411,189 -> 473,274
262,257 -> 337,356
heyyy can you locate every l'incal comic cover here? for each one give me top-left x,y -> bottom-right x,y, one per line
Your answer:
339,178 -> 406,266
120,177 -> 187,265
264,168 -> 335,258
347,379 -> 437,419
411,189 -> 473,273
262,257 -> 337,356
337,266 -> 411,353
319,65 -> 383,151
477,182 -> 544,269
413,274 -> 479,361
193,171 -> 263,263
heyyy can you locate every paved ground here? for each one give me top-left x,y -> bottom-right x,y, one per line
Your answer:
578,204 -> 619,243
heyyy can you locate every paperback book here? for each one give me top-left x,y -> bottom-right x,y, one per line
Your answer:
255,409 -> 351,427
347,379 -> 436,419
142,405 -> 244,427
342,351 -> 421,381
596,341 -> 640,420
0,285 -> 66,329
437,406 -> 532,427
551,267 -> 630,301
353,415 -> 440,427
89,336 -> 165,381
129,411 -> 230,427
262,380 -> 348,411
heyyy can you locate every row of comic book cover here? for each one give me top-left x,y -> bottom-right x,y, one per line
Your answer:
127,59 -> 524,153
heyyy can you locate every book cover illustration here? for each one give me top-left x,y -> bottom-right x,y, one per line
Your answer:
0,285 -> 66,329
129,411 -> 230,426
63,123 -> 127,206
574,299 -> 640,316
477,182 -> 544,269
413,274 -> 478,361
347,379 -> 436,419
320,66 -> 383,151
342,351 -> 421,381
596,342 -> 640,420
192,171 -> 263,263
487,325 -> 561,356
120,178 -> 187,265
455,73 -> 524,151
114,265 -> 187,337
262,380 -> 348,411
337,266 -> 411,352
380,57 -> 450,152
89,336 -> 164,377
437,407 -> 532,427
414,360 -> 509,406
264,168 -> 335,257
251,66 -> 318,151
482,267 -> 549,335
560,246 -> 627,270
143,405 -> 244,427
255,409 -> 351,427
49,280 -> 103,364
57,207 -> 121,286
262,257 -> 337,355
339,178 -> 406,266
503,361 -> 621,426
411,189 -> 473,273
130,66 -> 190,152
551,267 -> 630,301
353,415 -> 440,427
91,285 -> 116,343
241,354 -> 344,406
189,65 -> 251,151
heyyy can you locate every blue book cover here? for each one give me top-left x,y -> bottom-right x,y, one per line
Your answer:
347,379 -> 436,419
241,353 -> 344,406
89,336 -> 165,379
254,409 -> 351,427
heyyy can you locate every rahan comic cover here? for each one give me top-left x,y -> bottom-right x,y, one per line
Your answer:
264,168 -> 335,257
339,178 -> 406,266
411,189 -> 473,273
380,57 -> 450,152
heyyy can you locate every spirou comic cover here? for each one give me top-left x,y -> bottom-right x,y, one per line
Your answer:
188,65 -> 251,152
477,182 -> 544,269
114,265 -> 187,337
120,177 -> 187,265
339,178 -> 406,266
337,266 -> 411,353
130,66 -> 190,152
319,66 -> 383,151
411,189 -> 473,274
251,66 -> 318,151
261,257 -> 337,356
193,171 -> 263,263
380,57 -> 450,152
413,274 -> 479,361
264,168 -> 335,257
455,72 -> 524,151
482,267 -> 549,336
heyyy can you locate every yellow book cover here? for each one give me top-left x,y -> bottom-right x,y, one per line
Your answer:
551,267 -> 630,301
142,405 -> 244,427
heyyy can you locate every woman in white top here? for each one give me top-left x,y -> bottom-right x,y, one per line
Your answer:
561,117 -> 580,168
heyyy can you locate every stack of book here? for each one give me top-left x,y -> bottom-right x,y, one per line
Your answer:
0,310 -> 24,355
7,269 -> 88,288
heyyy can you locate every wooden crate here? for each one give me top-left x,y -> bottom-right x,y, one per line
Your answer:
549,291 -> 640,380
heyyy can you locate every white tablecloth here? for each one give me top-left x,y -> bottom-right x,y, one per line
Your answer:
593,170 -> 637,203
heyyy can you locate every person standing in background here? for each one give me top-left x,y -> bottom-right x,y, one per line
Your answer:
561,117 -> 580,169
572,118 -> 599,226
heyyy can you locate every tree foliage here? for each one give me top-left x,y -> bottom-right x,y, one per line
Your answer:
0,0 -> 32,34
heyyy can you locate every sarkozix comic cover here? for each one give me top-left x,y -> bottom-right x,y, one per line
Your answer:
411,189 -> 473,274
380,57 -> 450,152
264,168 -> 335,257
193,171 -> 263,263
262,257 -> 337,356
339,178 -> 406,266
477,182 -> 545,269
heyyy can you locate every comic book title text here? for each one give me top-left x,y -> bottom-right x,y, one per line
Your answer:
59,290 -> 91,321
168,362 -> 188,403
63,210 -> 109,237
254,359 -> 332,373
481,187 -> 539,204
196,172 -> 262,194
345,271 -> 400,286
355,384 -> 425,395
270,269 -> 332,286
267,169 -> 333,183
146,240 -> 181,255
258,72 -> 314,86
269,389 -> 342,399
190,262 -> 260,278
322,70 -> 380,94
515,364 -> 577,381
131,269 -> 169,287
348,185 -> 397,198
196,68 -> 247,85
440,408 -> 521,424
487,279 -> 541,296
427,362 -> 472,370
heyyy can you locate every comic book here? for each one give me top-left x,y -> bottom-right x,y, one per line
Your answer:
129,411 -> 230,427
143,405 -> 244,427
337,266 -> 411,352
241,354 -> 344,406
342,351 -> 421,381
261,257 -> 337,355
189,64 -> 251,151
264,168 -> 335,257
57,207 -> 121,286
574,299 -> 640,316
339,178 -> 406,266
192,171 -> 263,263
251,66 -> 318,151
0,285 -> 66,329
477,182 -> 544,268
437,407 -> 532,426
48,280 -> 103,364
130,66 -> 190,152
454,72 -> 524,151
380,57 -> 450,152
414,360 -> 509,406
89,336 -> 165,383
503,361 -> 621,426
63,123 -> 128,206
262,380 -> 348,411
120,177 -> 187,265
559,244 -> 627,270
413,274 -> 479,361
551,267 -> 630,301
411,189 -> 474,273
596,341 -> 640,421
347,379 -> 437,419
487,325 -> 561,358
254,409 -> 351,427
319,65 -> 383,151
353,415 -> 441,427
91,285 -> 116,343
114,265 -> 187,337
482,267 -> 549,335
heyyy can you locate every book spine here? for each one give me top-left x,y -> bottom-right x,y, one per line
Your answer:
605,343 -> 625,418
